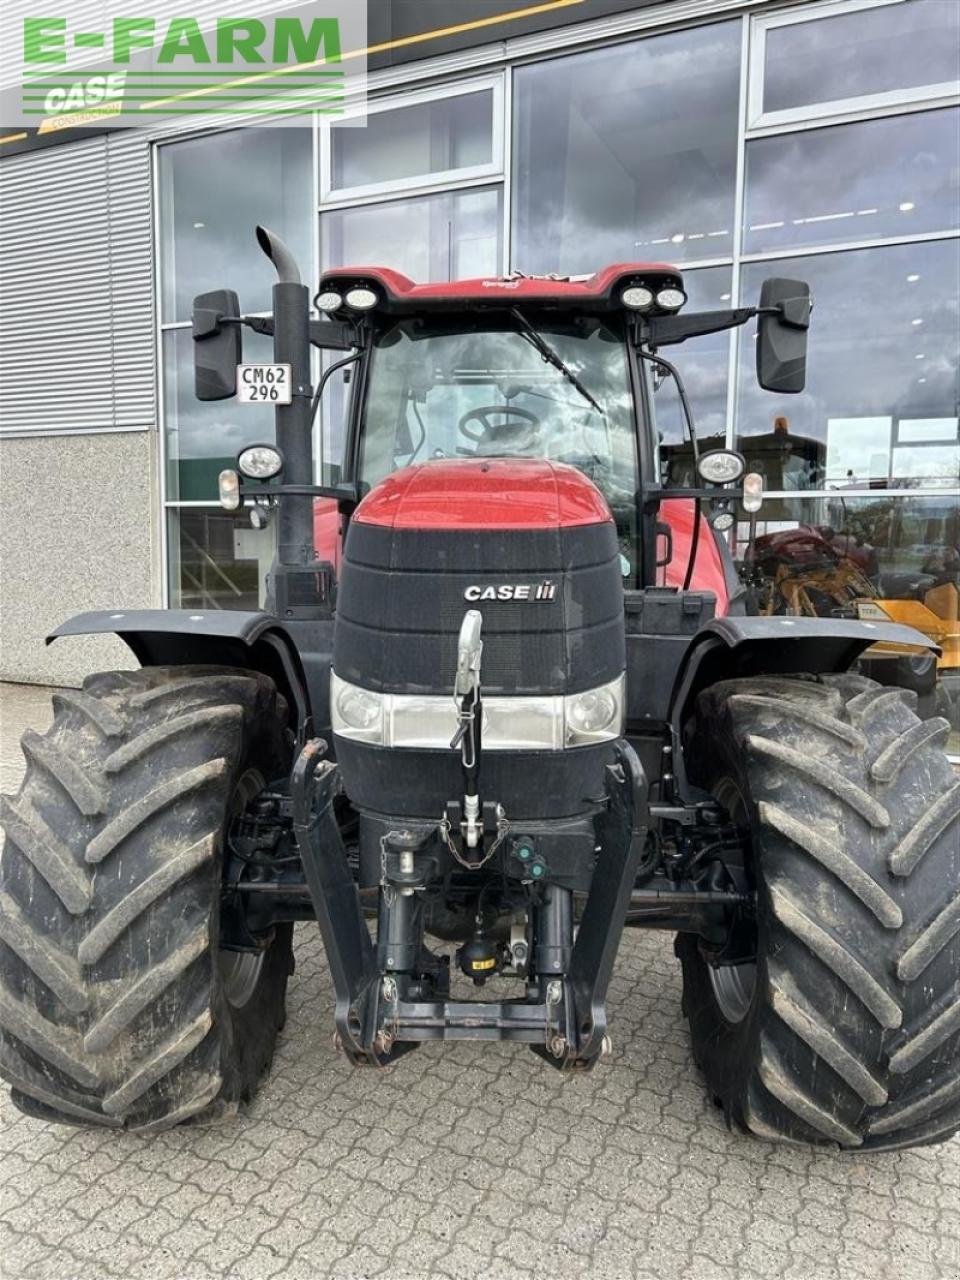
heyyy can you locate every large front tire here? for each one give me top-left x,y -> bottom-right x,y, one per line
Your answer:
0,666 -> 294,1132
678,674 -> 960,1151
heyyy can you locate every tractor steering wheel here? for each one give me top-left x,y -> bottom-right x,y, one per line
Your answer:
458,405 -> 541,454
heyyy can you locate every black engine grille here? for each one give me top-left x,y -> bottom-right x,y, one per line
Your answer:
334,523 -> 625,696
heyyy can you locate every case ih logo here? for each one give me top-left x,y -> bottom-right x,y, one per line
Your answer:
463,581 -> 557,602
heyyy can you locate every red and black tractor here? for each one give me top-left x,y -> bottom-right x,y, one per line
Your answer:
2,227 -> 957,1151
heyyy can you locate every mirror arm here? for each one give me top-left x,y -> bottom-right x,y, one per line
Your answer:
237,479 -> 360,512
309,318 -> 357,352
639,306 -> 756,348
192,313 -> 266,340
198,313 -> 356,352
755,300 -> 812,329
241,315 -> 273,337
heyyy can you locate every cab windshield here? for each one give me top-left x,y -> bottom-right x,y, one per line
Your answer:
358,317 -> 639,571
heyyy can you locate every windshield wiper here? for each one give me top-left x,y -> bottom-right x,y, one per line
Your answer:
509,308 -> 604,415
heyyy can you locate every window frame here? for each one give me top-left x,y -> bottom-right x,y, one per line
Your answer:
747,0 -> 960,132
319,74 -> 505,207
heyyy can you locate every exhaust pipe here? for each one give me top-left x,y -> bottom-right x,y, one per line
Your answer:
256,224 -> 301,284
254,225 -> 313,571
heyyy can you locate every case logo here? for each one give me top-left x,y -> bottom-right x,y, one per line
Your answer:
463,581 -> 557,602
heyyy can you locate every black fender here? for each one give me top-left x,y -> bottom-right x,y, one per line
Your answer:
48,609 -> 315,736
668,614 -> 941,736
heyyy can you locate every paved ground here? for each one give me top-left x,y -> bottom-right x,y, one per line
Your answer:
1,681 -> 958,1280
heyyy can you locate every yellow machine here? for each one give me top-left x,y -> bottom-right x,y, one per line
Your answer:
750,524 -> 958,729
856,581 -> 960,683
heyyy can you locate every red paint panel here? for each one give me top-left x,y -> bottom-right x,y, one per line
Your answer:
354,459 -> 614,530
312,497 -> 342,570
319,262 -> 681,310
659,498 -> 730,616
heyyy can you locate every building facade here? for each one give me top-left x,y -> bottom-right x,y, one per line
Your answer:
1,0 -> 958,749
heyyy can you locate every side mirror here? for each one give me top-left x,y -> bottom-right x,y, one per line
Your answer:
192,289 -> 242,401
756,278 -> 811,394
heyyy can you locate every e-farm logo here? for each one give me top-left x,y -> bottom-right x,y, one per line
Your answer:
20,11 -> 346,129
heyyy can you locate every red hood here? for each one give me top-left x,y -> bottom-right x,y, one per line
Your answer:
314,476 -> 729,614
353,459 -> 614,531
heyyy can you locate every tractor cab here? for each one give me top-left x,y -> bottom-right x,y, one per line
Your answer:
310,262 -> 805,596
204,256 -> 813,619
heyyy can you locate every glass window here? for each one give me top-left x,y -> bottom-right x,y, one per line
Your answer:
321,186 -> 501,280
736,241 -> 960,489
729,493 -> 960,749
649,268 -> 734,484
358,317 -> 639,572
743,108 -> 960,255
318,187 -> 503,479
512,21 -> 741,273
163,329 -> 277,502
159,128 -> 313,322
168,507 -> 275,610
329,88 -> 495,196
759,0 -> 960,119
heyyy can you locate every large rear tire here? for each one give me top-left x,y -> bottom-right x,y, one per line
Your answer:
0,666 -> 294,1132
678,674 -> 960,1151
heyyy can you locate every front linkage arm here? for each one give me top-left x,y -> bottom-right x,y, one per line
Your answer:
290,740 -> 408,1067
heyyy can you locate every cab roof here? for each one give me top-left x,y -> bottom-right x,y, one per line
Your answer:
317,262 -> 683,315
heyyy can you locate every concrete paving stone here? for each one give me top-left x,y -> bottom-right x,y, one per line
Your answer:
1,679 -> 959,1280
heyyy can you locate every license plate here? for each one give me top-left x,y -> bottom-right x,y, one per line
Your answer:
236,363 -> 292,404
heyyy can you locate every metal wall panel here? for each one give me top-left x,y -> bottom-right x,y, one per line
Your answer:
0,132 -> 155,433
106,132 -> 156,428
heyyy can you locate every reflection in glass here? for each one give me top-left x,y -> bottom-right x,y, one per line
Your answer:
762,0 -> 960,115
330,90 -> 493,192
730,493 -> 960,750
743,108 -> 960,254
168,507 -> 275,611
649,267 -> 734,482
159,129 -> 312,322
319,189 -> 502,477
512,21 -> 740,272
164,329 -> 276,501
736,242 -> 960,488
321,187 -> 501,281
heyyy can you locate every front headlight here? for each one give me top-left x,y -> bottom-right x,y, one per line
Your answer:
344,286 -> 378,311
563,674 -> 625,747
238,444 -> 283,480
697,449 -> 745,485
331,673 -> 625,750
332,672 -> 384,744
621,285 -> 654,311
655,286 -> 686,312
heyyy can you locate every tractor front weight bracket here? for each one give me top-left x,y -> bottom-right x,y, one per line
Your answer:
292,737 -> 647,1071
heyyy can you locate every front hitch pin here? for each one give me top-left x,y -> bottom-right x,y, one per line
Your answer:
452,610 -> 483,849
455,609 -> 483,699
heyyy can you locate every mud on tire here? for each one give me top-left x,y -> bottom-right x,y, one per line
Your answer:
0,666 -> 295,1132
677,673 -> 960,1151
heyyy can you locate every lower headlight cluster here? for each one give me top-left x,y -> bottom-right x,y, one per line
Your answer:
334,681 -> 383,742
564,681 -> 622,745
331,672 -> 625,750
